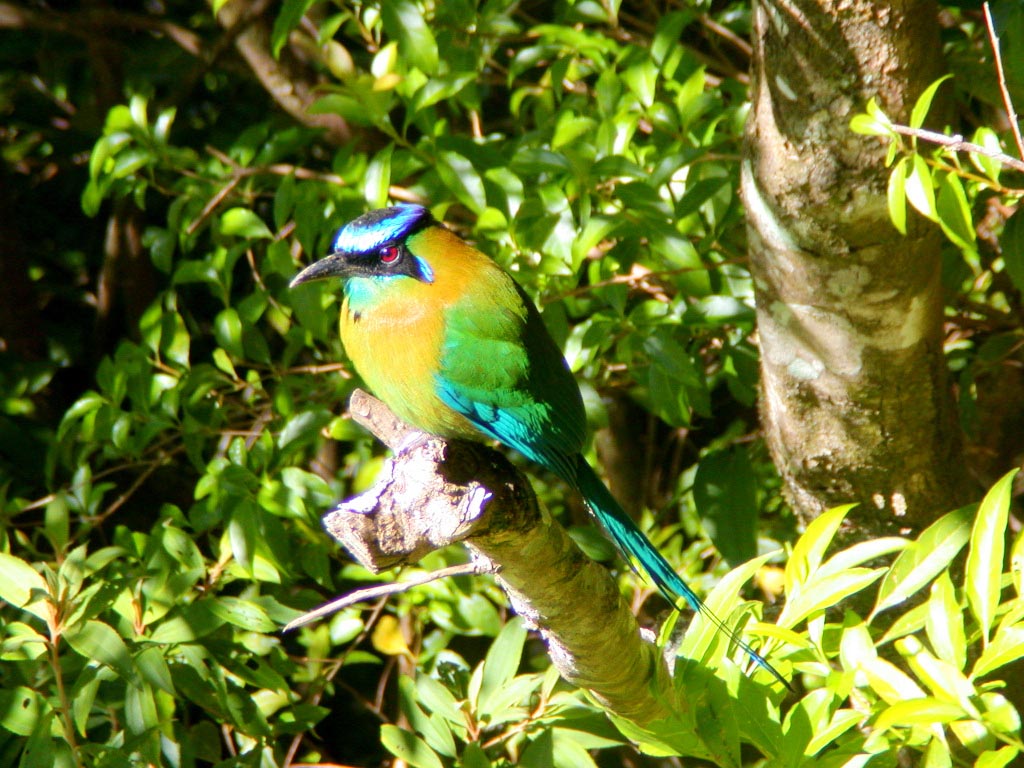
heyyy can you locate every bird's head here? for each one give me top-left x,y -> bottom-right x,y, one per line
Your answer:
290,204 -> 437,288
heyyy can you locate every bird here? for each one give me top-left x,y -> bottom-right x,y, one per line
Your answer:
290,203 -> 786,687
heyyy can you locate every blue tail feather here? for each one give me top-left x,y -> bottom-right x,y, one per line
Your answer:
573,457 -> 789,689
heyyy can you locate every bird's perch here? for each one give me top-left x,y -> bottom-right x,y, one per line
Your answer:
323,389 -> 678,726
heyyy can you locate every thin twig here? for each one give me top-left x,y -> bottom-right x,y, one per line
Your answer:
889,124 -> 1024,174
282,562 -> 487,631
983,2 -> 1024,162
186,175 -> 240,235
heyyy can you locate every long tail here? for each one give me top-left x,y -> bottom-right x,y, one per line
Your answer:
574,457 -> 789,688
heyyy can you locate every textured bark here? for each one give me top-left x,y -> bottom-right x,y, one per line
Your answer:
743,0 -> 974,537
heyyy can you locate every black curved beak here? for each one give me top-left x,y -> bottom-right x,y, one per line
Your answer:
289,252 -> 354,288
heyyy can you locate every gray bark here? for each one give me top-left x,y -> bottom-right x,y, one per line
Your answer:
743,0 -> 975,536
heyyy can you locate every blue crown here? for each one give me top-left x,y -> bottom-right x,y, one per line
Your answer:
330,204 -> 433,254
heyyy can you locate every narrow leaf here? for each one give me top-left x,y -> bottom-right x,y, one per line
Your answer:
926,572 -> 966,670
909,75 -> 952,130
905,154 -> 937,222
974,624 -> 1024,678
966,469 -> 1018,646
785,505 -> 853,596
936,172 -> 976,252
887,157 -> 908,235
479,617 -> 526,714
872,505 -> 974,617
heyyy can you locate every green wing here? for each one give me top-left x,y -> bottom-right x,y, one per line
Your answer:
434,280 -> 586,483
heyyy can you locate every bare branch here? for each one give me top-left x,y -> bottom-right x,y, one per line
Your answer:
983,2 -> 1024,163
283,562 -> 486,631
889,124 -> 1024,174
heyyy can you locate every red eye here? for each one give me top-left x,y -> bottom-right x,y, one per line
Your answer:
379,246 -> 400,264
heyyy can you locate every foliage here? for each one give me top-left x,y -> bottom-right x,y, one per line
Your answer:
1,0 -> 1023,766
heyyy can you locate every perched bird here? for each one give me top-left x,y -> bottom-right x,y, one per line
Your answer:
291,204 -> 785,686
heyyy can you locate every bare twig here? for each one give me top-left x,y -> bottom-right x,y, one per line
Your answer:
889,124 -> 1024,174
983,2 -> 1024,162
282,562 -> 486,631
186,175 -> 241,235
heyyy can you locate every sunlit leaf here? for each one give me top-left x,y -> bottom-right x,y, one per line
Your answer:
909,75 -> 951,130
873,505 -> 974,617
966,469 -> 1018,645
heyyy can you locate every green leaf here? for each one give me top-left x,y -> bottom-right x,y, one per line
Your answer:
887,156 -> 908,235
0,687 -> 49,736
0,553 -> 52,624
398,676 -> 456,758
478,617 -> 526,715
460,742 -> 493,768
872,505 -> 975,617
969,126 -> 1003,182
976,747 -> 1020,768
850,97 -> 894,136
862,657 -> 926,700
435,150 -> 485,213
220,207 -> 273,239
214,308 -> 245,359
416,674 -> 464,728
970,626 -> 1024,679
782,569 -> 883,628
904,154 -> 937,222
135,645 -> 176,695
1000,207 -> 1024,292
909,76 -> 951,130
64,619 -> 136,681
124,681 -> 159,735
926,572 -> 966,670
381,724 -> 444,768
805,709 -> 863,756
364,145 -> 393,210
966,469 -> 1019,645
204,596 -> 277,633
271,0 -> 317,58
936,172 -> 976,252
785,505 -> 852,595
693,447 -> 757,568
850,113 -> 893,136
380,0 -> 439,74
874,698 -> 965,732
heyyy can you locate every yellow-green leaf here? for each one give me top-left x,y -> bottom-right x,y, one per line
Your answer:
966,469 -> 1018,646
0,553 -> 52,625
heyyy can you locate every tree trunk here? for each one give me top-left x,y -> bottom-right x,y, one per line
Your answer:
743,0 -> 975,538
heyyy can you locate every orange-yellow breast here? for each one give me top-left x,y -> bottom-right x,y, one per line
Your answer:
339,226 -> 513,440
